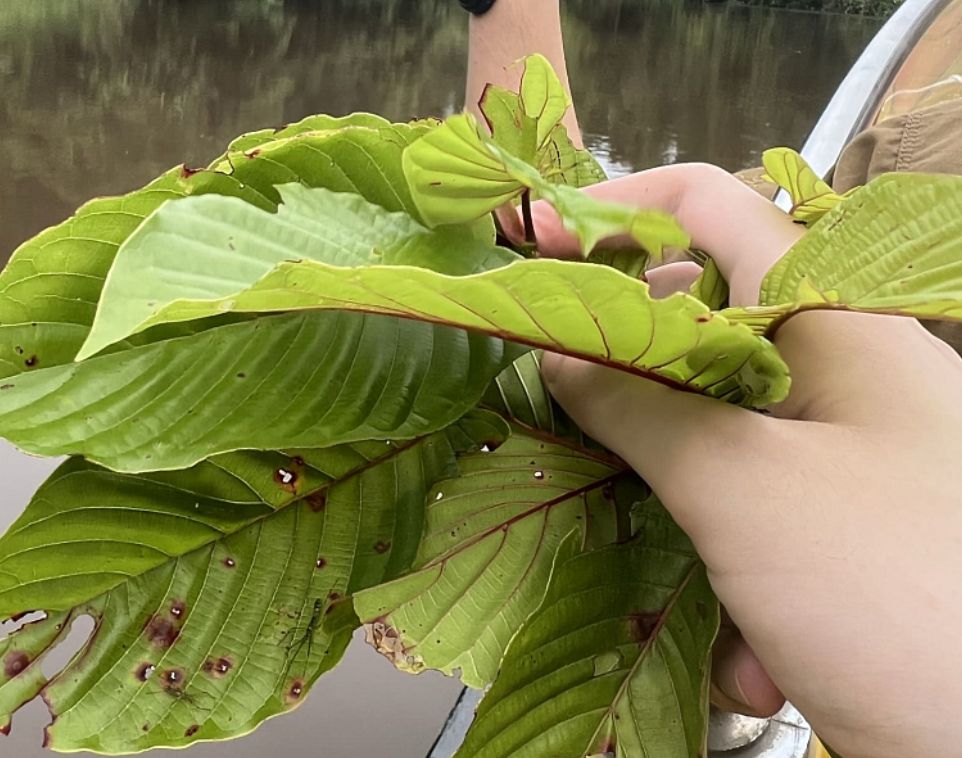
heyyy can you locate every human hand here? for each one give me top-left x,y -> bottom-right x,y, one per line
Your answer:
528,164 -> 962,758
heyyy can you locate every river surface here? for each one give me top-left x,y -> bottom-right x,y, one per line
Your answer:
0,2 -> 881,756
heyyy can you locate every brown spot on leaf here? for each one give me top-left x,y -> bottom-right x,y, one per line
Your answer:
13,346 -> 23,355
144,616 -> 179,648
273,468 -> 299,494
135,662 -> 156,681
142,724 -> 150,732
373,541 -> 390,554
223,557 -> 237,569
170,600 -> 186,619
696,314 -> 712,323
628,612 -> 660,644
0,384 -> 13,391
9,610 -> 36,623
315,558 -> 327,570
180,165 -> 202,179
245,149 -> 262,159
185,725 -> 200,738
365,619 -> 425,674
285,679 -> 305,705
236,372 -> 246,379
4,651 -> 30,677
306,492 -> 327,512
291,456 -> 306,467
161,668 -> 186,690
24,355 -> 38,368
203,657 -> 233,678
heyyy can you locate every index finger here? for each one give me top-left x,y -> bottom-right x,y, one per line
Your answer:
534,163 -> 805,306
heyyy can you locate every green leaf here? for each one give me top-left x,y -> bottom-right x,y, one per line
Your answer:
211,112 -> 405,163
0,414 -> 505,751
78,189 -> 787,408
725,173 -> 962,334
478,55 -> 605,190
403,113 -> 523,226
456,507 -> 718,758
518,54 -> 572,151
353,422 -> 638,688
0,611 -> 72,736
207,119 -> 493,244
21,511 -> 356,755
762,147 -> 855,224
80,183 -> 518,360
0,310 -> 516,472
0,168 -> 270,371
688,259 -> 729,310
405,112 -> 686,259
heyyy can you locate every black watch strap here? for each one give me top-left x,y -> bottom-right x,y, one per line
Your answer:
459,0 -> 497,14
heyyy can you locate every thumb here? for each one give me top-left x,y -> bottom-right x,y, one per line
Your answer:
541,354 -> 782,541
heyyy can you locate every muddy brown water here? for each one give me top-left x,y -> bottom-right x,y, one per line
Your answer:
0,1 -> 880,756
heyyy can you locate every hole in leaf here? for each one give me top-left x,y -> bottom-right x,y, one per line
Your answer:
40,614 -> 95,679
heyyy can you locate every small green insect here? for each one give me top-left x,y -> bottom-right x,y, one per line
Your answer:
282,598 -> 324,673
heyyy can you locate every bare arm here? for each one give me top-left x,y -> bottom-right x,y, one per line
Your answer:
465,0 -> 583,147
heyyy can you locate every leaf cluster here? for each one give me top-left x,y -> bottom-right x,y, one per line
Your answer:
0,55 -> 960,756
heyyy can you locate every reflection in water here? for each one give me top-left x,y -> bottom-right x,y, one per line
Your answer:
0,0 -> 880,260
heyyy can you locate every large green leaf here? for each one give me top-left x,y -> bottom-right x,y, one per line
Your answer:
0,413 -> 505,752
456,506 -> 718,758
0,168 -> 269,370
0,310 -> 516,472
349,354 -> 644,689
353,422 -> 639,688
722,173 -> 962,335
80,183 -> 517,360
76,188 -> 788,407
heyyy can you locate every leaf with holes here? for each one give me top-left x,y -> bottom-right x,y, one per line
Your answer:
456,505 -> 719,758
762,147 -> 855,224
353,360 -> 651,688
0,412 -> 505,751
74,187 -> 789,411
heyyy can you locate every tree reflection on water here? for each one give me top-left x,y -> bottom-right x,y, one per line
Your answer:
0,0 -> 880,259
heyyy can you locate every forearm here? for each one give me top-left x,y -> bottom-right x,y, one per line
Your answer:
465,0 -> 583,147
